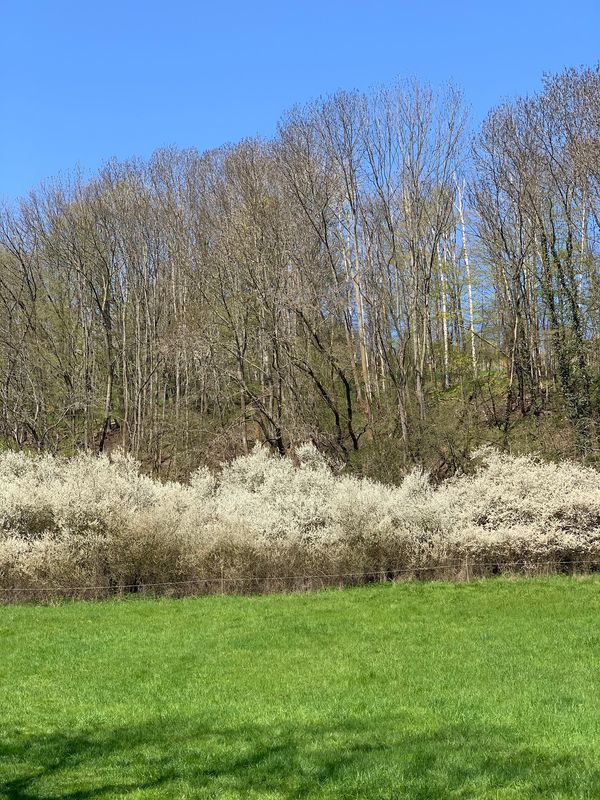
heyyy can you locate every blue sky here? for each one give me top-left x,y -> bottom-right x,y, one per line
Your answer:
1,0 -> 599,203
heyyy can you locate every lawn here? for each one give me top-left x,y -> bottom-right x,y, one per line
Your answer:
1,577 -> 600,799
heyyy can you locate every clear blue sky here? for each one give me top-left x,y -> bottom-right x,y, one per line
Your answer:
1,0 -> 599,204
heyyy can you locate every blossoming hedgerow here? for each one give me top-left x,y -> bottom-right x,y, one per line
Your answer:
0,444 -> 598,598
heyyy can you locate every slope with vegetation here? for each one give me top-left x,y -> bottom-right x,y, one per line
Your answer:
0,65 -> 599,481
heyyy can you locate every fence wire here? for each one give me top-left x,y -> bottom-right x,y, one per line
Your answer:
2,558 -> 599,598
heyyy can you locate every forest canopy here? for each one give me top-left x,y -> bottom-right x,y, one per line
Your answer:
1,65 -> 599,481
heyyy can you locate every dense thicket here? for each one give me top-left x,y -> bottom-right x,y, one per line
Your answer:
1,445 -> 599,599
1,66 -> 599,480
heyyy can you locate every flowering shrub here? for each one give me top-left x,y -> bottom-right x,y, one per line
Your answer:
0,444 -> 599,599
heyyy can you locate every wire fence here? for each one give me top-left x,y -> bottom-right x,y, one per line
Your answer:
2,558 -> 600,602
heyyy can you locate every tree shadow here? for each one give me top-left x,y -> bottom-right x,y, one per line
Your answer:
1,714 -> 598,799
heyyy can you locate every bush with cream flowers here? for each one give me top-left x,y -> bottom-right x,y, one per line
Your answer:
0,444 -> 598,599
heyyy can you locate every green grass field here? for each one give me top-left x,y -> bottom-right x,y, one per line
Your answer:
1,577 -> 600,799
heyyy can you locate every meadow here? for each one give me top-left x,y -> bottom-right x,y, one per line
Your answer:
1,576 -> 600,799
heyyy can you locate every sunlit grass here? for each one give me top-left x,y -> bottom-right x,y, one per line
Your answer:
1,576 -> 600,798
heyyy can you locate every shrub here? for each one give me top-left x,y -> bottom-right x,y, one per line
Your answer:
0,444 -> 599,600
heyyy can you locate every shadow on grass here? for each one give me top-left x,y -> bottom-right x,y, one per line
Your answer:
1,715 -> 598,799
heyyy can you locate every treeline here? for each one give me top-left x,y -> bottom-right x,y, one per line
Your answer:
0,66 -> 599,480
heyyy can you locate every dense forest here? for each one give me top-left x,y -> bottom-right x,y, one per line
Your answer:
0,65 -> 599,481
